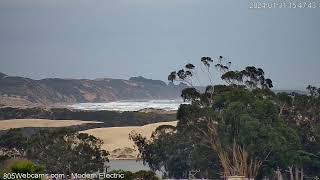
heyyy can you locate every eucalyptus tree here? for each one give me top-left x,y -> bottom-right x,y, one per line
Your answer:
0,129 -> 27,161
131,56 -> 320,179
26,128 -> 109,175
133,56 -> 320,178
276,86 -> 320,178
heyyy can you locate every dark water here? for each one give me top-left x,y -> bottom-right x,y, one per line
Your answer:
108,160 -> 150,172
107,160 -> 162,177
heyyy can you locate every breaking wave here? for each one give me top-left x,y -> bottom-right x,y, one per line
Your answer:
68,99 -> 188,111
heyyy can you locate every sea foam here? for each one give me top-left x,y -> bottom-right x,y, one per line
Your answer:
68,99 -> 188,111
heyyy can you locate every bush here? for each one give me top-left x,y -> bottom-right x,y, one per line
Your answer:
0,159 -> 44,180
105,170 -> 159,180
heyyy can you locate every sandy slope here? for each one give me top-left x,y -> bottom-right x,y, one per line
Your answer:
0,119 -> 102,131
0,119 -> 177,160
81,121 -> 177,159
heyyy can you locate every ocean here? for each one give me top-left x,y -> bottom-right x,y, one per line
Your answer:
68,99 -> 187,111
69,99 -> 184,177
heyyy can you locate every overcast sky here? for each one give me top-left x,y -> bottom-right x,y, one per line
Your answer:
0,0 -> 319,90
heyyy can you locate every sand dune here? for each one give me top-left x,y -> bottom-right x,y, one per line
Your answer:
81,121 -> 177,159
0,119 -> 177,159
0,119 -> 102,131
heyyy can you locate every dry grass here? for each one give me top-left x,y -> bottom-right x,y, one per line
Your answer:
0,119 -> 102,131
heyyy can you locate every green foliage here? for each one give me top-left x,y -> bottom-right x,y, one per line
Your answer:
132,57 -> 320,178
0,128 -> 109,175
0,129 -> 27,161
106,169 -> 134,180
26,128 -> 109,174
10,161 -> 44,180
131,105 -> 220,179
0,159 -> 44,180
133,170 -> 159,180
177,88 -> 302,177
275,86 -> 320,176
0,107 -> 176,127
106,170 -> 159,180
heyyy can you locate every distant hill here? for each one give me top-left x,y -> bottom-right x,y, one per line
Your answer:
0,72 -> 308,107
273,89 -> 307,95
0,73 -> 187,106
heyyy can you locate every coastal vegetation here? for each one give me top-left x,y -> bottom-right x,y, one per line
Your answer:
0,128 -> 109,177
1,57 -> 319,179
0,107 -> 176,128
106,170 -> 159,180
130,56 -> 320,179
0,159 -> 44,180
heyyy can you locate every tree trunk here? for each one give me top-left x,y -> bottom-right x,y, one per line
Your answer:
295,166 -> 299,180
289,166 -> 294,180
276,168 -> 283,180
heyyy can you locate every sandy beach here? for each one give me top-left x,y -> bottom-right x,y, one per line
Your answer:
0,119 -> 102,131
